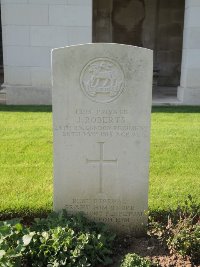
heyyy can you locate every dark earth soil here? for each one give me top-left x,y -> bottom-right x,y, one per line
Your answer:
105,236 -> 200,267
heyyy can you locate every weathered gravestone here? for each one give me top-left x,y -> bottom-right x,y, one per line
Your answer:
52,44 -> 153,235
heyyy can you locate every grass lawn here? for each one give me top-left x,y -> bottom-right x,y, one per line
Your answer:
150,106 -> 200,211
0,106 -> 53,218
0,105 -> 200,219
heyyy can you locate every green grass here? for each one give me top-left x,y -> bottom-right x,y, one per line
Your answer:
149,106 -> 200,211
0,106 -> 200,218
0,106 -> 53,218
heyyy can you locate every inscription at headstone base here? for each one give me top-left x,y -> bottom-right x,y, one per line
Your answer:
52,43 -> 153,235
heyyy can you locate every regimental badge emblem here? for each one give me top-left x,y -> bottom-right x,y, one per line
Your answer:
80,58 -> 125,103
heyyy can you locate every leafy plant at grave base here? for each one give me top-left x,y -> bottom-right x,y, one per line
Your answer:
148,195 -> 200,264
167,218 -> 200,262
0,219 -> 27,266
120,253 -> 153,267
0,210 -> 116,267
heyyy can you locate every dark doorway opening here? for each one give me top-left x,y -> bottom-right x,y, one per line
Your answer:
93,0 -> 185,89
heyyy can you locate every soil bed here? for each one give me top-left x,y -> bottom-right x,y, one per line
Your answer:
107,236 -> 200,267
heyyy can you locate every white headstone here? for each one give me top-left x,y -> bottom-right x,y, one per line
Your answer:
52,44 -> 153,235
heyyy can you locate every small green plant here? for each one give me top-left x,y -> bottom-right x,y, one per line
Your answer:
120,253 -> 152,267
167,218 -> 200,261
0,219 -> 27,266
0,211 -> 115,266
149,195 -> 200,264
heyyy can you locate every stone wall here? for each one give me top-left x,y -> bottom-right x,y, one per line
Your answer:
0,6 -> 4,84
1,0 -> 92,104
178,0 -> 200,105
93,0 -> 185,87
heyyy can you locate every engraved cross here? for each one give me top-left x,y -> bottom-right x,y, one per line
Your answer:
86,142 -> 117,194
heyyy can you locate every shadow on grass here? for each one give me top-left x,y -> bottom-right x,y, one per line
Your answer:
0,209 -> 52,222
1,200 -> 199,223
0,105 -> 52,112
0,105 -> 200,113
152,106 -> 200,113
149,196 -> 200,224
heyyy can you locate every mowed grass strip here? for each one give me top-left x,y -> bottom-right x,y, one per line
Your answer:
149,106 -> 200,210
0,105 -> 200,218
0,106 -> 53,218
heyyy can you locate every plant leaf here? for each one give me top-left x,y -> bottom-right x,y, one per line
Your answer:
0,250 -> 6,259
23,234 -> 33,246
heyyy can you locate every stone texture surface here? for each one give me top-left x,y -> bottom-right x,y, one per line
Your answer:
1,0 -> 92,105
2,0 -> 200,105
6,86 -> 51,105
49,5 -> 91,26
178,0 -> 200,104
52,43 -> 153,235
4,66 -> 31,86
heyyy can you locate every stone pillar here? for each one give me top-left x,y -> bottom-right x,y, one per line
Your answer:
178,0 -> 200,105
1,0 -> 92,105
